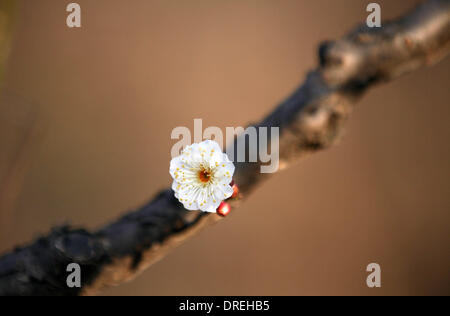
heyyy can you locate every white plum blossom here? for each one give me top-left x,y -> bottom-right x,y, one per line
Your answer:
170,140 -> 235,212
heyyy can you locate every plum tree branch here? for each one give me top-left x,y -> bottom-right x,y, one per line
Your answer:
0,0 -> 449,296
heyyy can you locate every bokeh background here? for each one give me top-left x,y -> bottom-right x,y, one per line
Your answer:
0,0 -> 449,295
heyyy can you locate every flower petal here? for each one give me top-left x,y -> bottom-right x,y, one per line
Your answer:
170,139 -> 235,213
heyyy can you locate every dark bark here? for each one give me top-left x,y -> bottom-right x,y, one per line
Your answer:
0,0 -> 449,296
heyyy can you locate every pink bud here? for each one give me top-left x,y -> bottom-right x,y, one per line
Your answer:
216,201 -> 231,217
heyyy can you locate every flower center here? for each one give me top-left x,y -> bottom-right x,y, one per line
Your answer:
198,169 -> 212,183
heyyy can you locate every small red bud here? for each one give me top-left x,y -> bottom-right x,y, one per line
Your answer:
216,201 -> 231,217
230,180 -> 239,199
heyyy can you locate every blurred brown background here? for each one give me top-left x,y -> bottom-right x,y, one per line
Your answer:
0,0 -> 449,295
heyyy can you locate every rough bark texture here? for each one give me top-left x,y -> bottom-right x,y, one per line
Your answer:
0,0 -> 449,296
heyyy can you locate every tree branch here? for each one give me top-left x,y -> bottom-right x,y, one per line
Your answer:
0,0 -> 449,296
